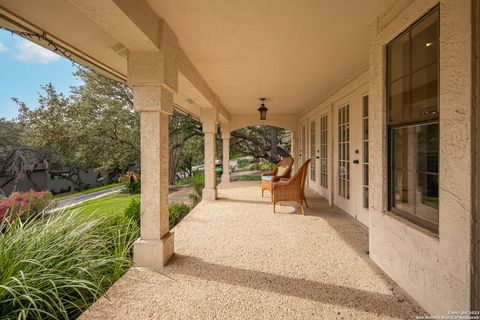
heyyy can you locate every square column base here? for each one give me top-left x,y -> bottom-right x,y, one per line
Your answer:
203,188 -> 217,200
221,173 -> 231,183
133,232 -> 174,269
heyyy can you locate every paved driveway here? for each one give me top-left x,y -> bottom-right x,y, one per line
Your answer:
55,187 -> 123,209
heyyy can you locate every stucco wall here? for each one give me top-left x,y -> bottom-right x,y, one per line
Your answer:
369,0 -> 473,314
299,71 -> 370,218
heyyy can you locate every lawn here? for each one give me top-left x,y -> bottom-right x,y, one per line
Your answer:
0,192 -> 139,320
53,183 -> 126,201
66,192 -> 140,217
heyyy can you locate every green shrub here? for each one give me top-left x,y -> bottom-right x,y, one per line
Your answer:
123,198 -> 140,225
169,203 -> 191,229
177,172 -> 205,207
123,199 -> 191,229
259,161 -> 275,171
232,175 -> 262,182
0,190 -> 54,222
188,173 -> 205,198
0,211 -> 139,320
236,157 -> 254,169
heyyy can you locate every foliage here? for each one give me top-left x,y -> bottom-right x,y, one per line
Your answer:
169,111 -> 203,184
0,211 -> 139,320
231,175 -> 262,182
0,190 -> 53,221
0,118 -> 48,194
176,134 -> 204,181
16,69 -> 139,185
259,161 -> 275,171
182,173 -> 204,206
119,171 -> 141,194
168,203 -> 191,229
231,125 -> 291,163
126,182 -> 141,194
123,198 -> 140,225
123,198 -> 190,229
236,157 -> 255,169
0,149 -> 48,193
0,118 -> 25,165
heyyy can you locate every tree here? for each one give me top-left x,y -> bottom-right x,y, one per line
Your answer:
0,118 -> 24,165
231,125 -> 291,164
0,119 -> 49,193
16,68 -> 205,186
15,68 -> 291,189
168,111 -> 202,184
0,149 -> 47,192
16,69 -> 139,187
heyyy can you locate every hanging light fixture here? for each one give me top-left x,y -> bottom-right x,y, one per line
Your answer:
258,98 -> 268,120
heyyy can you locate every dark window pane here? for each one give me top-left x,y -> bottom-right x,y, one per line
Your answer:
363,142 -> 368,163
411,63 -> 438,119
389,76 -> 410,123
363,95 -> 369,117
389,32 -> 410,82
411,10 -> 439,71
391,123 -> 439,229
363,187 -> 369,208
363,118 -> 368,140
363,164 -> 369,187
387,7 -> 439,233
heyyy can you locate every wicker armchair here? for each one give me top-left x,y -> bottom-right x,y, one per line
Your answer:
261,156 -> 294,197
272,159 -> 311,215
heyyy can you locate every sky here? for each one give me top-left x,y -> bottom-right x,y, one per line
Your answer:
0,29 -> 81,120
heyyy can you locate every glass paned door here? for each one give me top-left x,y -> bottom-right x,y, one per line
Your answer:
362,96 -> 369,208
301,124 -> 306,165
310,121 -> 316,181
320,115 -> 328,189
338,105 -> 350,199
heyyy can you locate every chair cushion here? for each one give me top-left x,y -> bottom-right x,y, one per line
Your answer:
276,165 -> 290,177
262,175 -> 274,181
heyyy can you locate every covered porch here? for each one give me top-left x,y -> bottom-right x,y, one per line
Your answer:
0,0 -> 477,315
79,181 -> 423,319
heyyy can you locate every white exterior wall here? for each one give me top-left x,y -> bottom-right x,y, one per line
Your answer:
300,0 -> 474,314
369,0 -> 473,314
300,72 -> 369,221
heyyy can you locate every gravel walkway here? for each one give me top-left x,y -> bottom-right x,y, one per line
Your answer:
80,181 -> 425,320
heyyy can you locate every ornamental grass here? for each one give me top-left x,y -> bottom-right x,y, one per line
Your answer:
0,210 -> 139,319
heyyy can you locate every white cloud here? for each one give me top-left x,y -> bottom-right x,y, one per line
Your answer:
0,43 -> 7,52
13,39 -> 61,64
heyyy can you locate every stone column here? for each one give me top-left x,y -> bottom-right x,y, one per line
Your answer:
221,123 -> 231,183
128,51 -> 177,269
201,108 -> 218,200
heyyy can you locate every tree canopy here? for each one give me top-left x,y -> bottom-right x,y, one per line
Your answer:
231,125 -> 291,164
9,67 -> 292,188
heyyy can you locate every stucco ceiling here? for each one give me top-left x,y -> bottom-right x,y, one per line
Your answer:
146,0 -> 396,115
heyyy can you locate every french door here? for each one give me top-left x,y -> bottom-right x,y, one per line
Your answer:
308,120 -> 319,192
319,114 -> 329,198
334,94 -> 369,225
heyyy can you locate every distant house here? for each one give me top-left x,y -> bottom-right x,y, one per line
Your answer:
0,152 -> 99,196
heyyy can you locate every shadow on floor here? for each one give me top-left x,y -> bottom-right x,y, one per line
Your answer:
167,254 -> 416,319
218,197 -> 272,205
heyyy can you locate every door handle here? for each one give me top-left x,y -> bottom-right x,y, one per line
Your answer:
316,156 -> 320,159
353,159 -> 359,164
